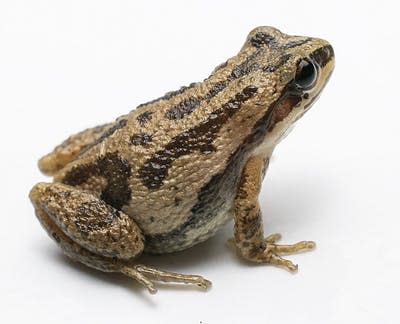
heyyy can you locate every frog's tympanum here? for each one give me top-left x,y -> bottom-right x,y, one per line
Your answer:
30,27 -> 334,294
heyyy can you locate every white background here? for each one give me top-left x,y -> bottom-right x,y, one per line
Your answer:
1,0 -> 399,323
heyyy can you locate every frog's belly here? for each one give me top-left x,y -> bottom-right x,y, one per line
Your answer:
142,157 -> 243,254
145,198 -> 234,254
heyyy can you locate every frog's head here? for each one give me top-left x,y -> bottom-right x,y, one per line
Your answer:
241,26 -> 335,140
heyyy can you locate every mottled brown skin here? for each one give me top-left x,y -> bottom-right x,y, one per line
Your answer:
38,123 -> 112,175
30,27 -> 335,293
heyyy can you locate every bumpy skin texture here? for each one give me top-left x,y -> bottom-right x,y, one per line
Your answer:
30,26 -> 334,292
38,123 -> 112,176
31,182 -> 144,260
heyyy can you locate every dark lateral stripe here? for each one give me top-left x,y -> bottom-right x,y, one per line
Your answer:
138,86 -> 259,189
267,93 -> 302,132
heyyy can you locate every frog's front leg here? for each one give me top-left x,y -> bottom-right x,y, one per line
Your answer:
233,156 -> 315,271
29,182 -> 211,293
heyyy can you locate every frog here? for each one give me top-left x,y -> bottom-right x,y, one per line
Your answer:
29,26 -> 335,294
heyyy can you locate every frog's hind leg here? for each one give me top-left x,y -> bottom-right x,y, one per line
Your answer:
233,156 -> 316,271
29,182 -> 211,294
38,123 -> 112,175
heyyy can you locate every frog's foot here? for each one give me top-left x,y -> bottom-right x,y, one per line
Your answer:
259,233 -> 316,271
121,264 -> 211,294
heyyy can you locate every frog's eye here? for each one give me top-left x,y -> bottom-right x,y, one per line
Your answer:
295,59 -> 317,89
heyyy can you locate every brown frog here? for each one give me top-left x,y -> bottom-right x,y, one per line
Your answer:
30,26 -> 335,294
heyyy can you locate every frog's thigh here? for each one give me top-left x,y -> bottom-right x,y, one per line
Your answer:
233,156 -> 316,272
32,198 -> 122,272
31,198 -> 158,293
38,123 -> 111,175
30,182 -> 211,294
30,182 -> 144,261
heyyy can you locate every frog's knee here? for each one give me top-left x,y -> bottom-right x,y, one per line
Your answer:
38,153 -> 64,175
29,182 -> 49,204
30,182 -> 145,260
30,182 -> 68,207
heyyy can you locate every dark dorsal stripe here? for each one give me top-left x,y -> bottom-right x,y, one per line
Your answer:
162,82 -> 198,100
204,81 -> 228,100
165,97 -> 201,120
204,50 -> 262,101
95,119 -> 128,144
131,132 -> 153,146
137,50 -> 263,122
78,119 -> 128,157
135,36 -> 312,123
137,111 -> 153,126
263,54 -> 291,73
250,32 -> 311,50
138,86 -> 259,190
134,49 -> 262,113
283,38 -> 312,49
136,83 -> 197,109
250,32 -> 278,48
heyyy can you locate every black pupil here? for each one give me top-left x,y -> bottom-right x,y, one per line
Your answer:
295,59 -> 317,89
